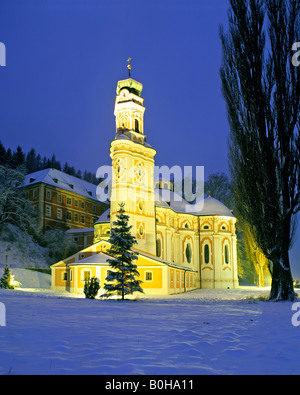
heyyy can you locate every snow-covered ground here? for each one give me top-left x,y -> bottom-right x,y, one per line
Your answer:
0,284 -> 299,375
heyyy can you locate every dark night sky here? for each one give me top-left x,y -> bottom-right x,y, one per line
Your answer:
0,0 -> 299,277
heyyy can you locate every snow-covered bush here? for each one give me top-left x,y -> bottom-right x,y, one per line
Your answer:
84,277 -> 100,299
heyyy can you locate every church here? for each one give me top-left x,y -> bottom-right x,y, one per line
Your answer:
51,71 -> 239,295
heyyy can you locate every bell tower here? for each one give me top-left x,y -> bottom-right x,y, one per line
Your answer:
110,61 -> 157,256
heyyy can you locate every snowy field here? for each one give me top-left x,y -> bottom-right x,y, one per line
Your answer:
0,283 -> 300,376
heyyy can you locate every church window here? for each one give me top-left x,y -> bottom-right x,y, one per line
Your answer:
184,222 -> 190,229
156,239 -> 162,257
204,244 -> 210,264
139,225 -> 144,236
138,201 -> 144,211
135,119 -> 139,132
222,225 -> 227,230
185,243 -> 192,263
204,225 -> 209,230
224,244 -> 230,264
82,270 -> 91,282
145,271 -> 153,281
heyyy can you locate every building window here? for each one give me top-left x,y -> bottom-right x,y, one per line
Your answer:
66,211 -> 72,221
33,189 -> 38,199
145,271 -> 153,281
156,239 -> 161,257
45,205 -> 51,217
70,270 -> 73,282
224,244 -> 230,264
66,197 -> 72,205
185,243 -> 192,264
139,225 -> 144,236
92,204 -> 96,213
62,272 -> 68,281
46,190 -> 51,200
57,194 -> 62,203
74,213 -> 79,222
74,199 -> 78,207
82,270 -> 91,282
81,201 -> 85,209
170,271 -> 174,282
135,119 -> 139,132
204,244 -> 210,264
57,208 -> 62,219
81,215 -> 85,224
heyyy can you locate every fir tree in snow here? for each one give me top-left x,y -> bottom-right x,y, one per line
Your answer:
101,203 -> 143,300
0,263 -> 20,289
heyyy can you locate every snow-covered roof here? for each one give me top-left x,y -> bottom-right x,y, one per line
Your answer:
24,168 -> 108,203
155,189 -> 194,213
155,190 -> 234,217
70,252 -> 110,266
95,208 -> 110,224
65,227 -> 94,234
192,196 -> 234,217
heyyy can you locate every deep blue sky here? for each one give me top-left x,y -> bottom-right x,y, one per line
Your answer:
0,0 -> 299,277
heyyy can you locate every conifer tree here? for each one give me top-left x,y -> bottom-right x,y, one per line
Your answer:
101,203 -> 143,300
0,263 -> 14,289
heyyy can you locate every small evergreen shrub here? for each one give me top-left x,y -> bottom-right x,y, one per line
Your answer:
0,263 -> 21,289
84,277 -> 100,299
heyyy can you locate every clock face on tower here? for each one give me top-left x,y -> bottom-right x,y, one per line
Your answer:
113,158 -> 126,180
134,162 -> 146,184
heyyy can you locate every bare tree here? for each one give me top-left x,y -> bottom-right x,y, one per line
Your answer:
220,0 -> 300,300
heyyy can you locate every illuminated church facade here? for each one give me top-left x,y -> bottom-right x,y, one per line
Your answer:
51,75 -> 239,295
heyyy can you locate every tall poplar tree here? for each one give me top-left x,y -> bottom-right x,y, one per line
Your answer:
220,0 -> 300,300
101,203 -> 143,300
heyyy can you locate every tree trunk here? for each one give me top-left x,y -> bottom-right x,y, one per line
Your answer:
269,251 -> 297,301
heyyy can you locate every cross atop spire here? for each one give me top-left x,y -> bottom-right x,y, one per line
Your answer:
127,57 -> 132,77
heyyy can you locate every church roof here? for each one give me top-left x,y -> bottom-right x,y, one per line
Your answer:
95,208 -> 110,224
95,194 -> 234,222
192,196 -> 234,217
155,190 -> 234,217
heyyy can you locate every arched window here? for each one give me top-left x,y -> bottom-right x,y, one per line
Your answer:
204,244 -> 210,264
224,244 -> 230,264
135,119 -> 139,132
156,239 -> 162,257
185,243 -> 192,263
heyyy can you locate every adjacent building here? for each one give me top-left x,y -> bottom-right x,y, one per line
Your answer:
23,168 -> 108,231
